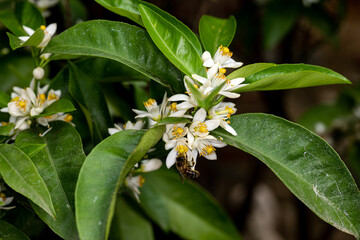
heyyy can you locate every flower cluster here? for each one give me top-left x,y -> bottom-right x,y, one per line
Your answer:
111,46 -> 245,184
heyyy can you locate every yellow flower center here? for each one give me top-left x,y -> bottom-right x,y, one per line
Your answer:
40,25 -> 46,31
201,145 -> 216,156
169,102 -> 178,112
176,145 -> 188,155
64,114 -> 73,122
219,68 -> 226,74
11,96 -> 19,102
194,122 -> 208,134
144,98 -> 156,108
47,93 -> 58,100
219,45 -> 233,57
16,99 -> 28,111
172,126 -> 184,138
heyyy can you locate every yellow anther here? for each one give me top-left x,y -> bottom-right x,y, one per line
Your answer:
172,126 -> 184,138
144,98 -> 156,108
223,47 -> 229,53
195,122 -> 208,134
139,175 -> 145,187
1,121 -> 9,126
199,125 -> 207,133
64,114 -> 73,122
201,145 -> 216,156
18,101 -> 26,107
227,120 -> 230,124
176,145 -> 188,154
219,68 -> 226,74
0,192 -> 6,201
193,84 -> 199,89
48,93 -> 58,100
11,96 -> 19,102
40,25 -> 46,31
169,102 -> 178,112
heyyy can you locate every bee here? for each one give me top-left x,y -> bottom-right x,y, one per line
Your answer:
175,154 -> 200,181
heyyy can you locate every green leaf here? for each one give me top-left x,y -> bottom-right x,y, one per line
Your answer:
15,1 -> 45,30
213,113 -> 360,238
32,99 -> 76,119
110,195 -> 154,240
262,0 -> 299,50
233,63 -> 351,93
139,4 -> 206,77
140,169 -> 240,240
199,15 -> 237,56
15,122 -> 85,240
75,126 -> 165,240
44,20 -> 183,93
0,144 -> 55,218
19,143 -> 46,158
69,62 -> 112,143
156,117 -> 191,126
0,220 -> 30,240
7,28 -> 44,50
185,78 -> 205,108
94,0 -> 143,26
227,63 -> 276,80
0,90 -> 11,108
0,124 -> 15,143
0,10 -> 26,36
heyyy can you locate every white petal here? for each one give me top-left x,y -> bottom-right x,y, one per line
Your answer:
36,117 -> 49,127
134,120 -> 144,130
193,108 -> 207,122
204,152 -> 217,160
165,140 -> 177,150
166,148 -> 177,168
168,94 -> 190,102
221,122 -> 237,136
222,61 -> 243,69
187,133 -> 195,148
142,159 -> 162,172
0,107 -> 8,113
191,74 -> 208,85
18,36 -> 30,42
206,119 -> 220,131
46,23 -> 57,35
230,77 -> 246,85
209,139 -> 227,148
207,63 -> 219,79
108,128 -> 120,135
201,51 -> 211,61
220,91 -> 241,99
203,58 -> 215,68
23,26 -> 35,35
26,88 -> 37,105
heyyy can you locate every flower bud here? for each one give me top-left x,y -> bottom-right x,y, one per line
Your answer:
40,53 -> 52,60
33,67 -> 45,80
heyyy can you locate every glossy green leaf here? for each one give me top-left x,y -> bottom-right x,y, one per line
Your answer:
0,90 -> 11,108
140,169 -> 240,240
15,122 -> 85,240
75,126 -> 164,240
44,20 -> 183,93
7,28 -> 44,50
213,113 -> 360,238
156,117 -> 191,126
139,4 -> 206,77
0,144 -> 55,218
19,143 -> 46,158
227,63 -> 276,80
15,1 -> 45,30
110,195 -> 154,240
262,0 -> 299,50
199,15 -> 237,56
32,99 -> 76,119
0,220 -> 30,240
69,62 -> 112,144
0,124 -> 15,143
94,0 -> 143,26
0,10 -> 26,36
232,64 -> 351,93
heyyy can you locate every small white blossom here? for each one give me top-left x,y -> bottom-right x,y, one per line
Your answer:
0,186 -> 15,210
165,138 -> 196,168
19,23 -> 57,48
33,67 -> 45,80
202,46 -> 243,70
108,120 -> 144,135
208,102 -> 237,136
162,123 -> 188,143
191,136 -> 227,161
140,159 -> 162,172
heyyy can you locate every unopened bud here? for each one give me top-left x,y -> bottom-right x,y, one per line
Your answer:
40,53 -> 52,60
33,67 -> 45,79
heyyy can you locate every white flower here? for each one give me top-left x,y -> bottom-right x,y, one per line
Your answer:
165,138 -> 196,168
33,67 -> 45,80
192,71 -> 246,99
140,159 -> 162,172
208,102 -> 237,136
133,93 -> 169,126
191,136 -> 227,161
19,23 -> 57,48
187,108 -> 219,147
125,175 -> 144,202
0,186 -> 15,210
202,46 -> 243,70
108,120 -> 144,135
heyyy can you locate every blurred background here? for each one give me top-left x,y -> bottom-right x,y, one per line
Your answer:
1,0 -> 360,239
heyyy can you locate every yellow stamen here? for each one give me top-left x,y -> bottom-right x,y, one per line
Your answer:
227,120 -> 230,124
0,192 -> 6,201
11,96 -> 19,102
201,145 -> 216,156
193,84 -> 199,89
144,98 -> 156,108
195,122 -> 208,134
64,114 -> 73,122
139,175 -> 145,187
172,126 -> 184,138
48,93 -> 58,100
40,25 -> 46,31
1,121 -> 9,126
169,102 -> 178,112
176,145 -> 188,155
219,68 -> 226,74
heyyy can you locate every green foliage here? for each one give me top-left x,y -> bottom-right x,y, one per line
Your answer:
139,4 -> 206,77
140,169 -> 240,240
0,220 -> 30,240
0,10 -> 26,36
15,122 -> 85,240
0,90 -> 11,108
213,114 -> 360,238
229,63 -> 350,92
32,99 -> 76,119
199,15 -> 237,56
14,1 -> 45,30
0,144 -> 55,218
7,29 -> 44,50
44,20 -> 184,93
75,126 -> 164,240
